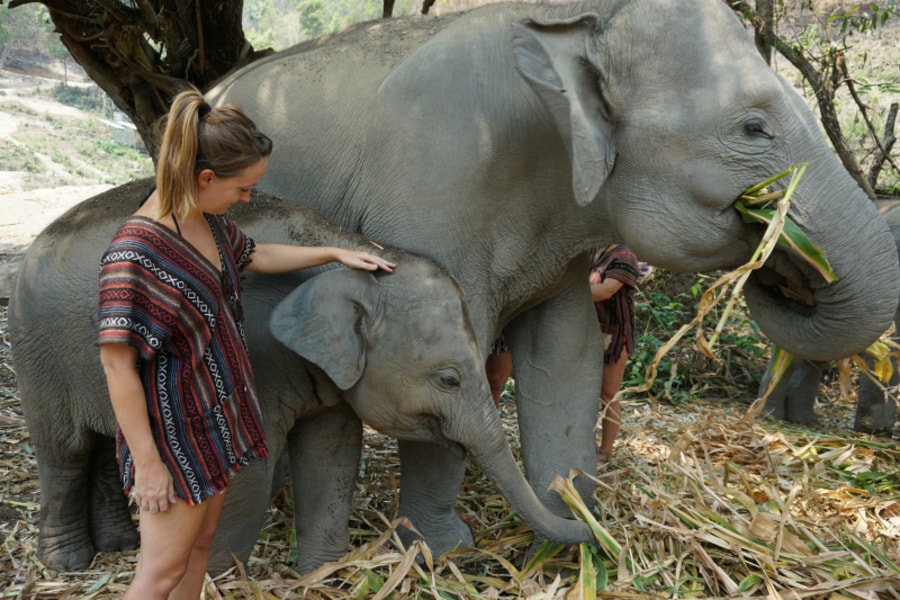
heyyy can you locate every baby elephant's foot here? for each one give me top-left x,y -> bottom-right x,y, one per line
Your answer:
396,511 -> 475,559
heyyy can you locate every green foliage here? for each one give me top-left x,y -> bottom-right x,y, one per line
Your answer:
51,84 -> 110,114
771,1 -> 900,192
0,139 -> 42,172
242,0 -> 417,50
0,98 -> 153,189
626,274 -> 770,404
826,2 -> 900,36
0,3 -> 59,60
627,287 -> 695,403
845,468 -> 900,494
298,0 -> 331,40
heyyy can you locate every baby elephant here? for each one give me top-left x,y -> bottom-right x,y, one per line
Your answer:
9,179 -> 591,574
759,200 -> 900,435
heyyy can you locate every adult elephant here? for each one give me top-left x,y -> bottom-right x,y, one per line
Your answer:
9,180 -> 592,573
759,200 -> 900,435
207,0 -> 900,556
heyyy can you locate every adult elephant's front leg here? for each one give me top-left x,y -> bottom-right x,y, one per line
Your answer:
760,357 -> 825,424
507,281 -> 604,519
856,352 -> 899,435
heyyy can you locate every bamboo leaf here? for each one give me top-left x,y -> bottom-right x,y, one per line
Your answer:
761,346 -> 794,403
734,162 -> 837,284
734,204 -> 837,283
742,164 -> 798,195
737,573 -> 762,593
549,473 -> 623,562
739,189 -> 785,206
573,542 -> 597,598
521,540 -> 565,575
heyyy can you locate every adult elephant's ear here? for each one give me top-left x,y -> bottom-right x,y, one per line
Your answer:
270,268 -> 374,390
512,14 -> 615,207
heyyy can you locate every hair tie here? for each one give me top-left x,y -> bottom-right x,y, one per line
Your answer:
198,102 -> 212,118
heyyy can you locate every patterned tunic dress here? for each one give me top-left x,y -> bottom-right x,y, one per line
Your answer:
98,214 -> 268,505
589,244 -> 640,365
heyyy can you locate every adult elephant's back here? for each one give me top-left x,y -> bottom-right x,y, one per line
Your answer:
207,4 -> 606,349
207,12 -> 462,236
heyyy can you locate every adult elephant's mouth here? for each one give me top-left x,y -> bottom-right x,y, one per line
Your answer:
751,269 -> 816,314
750,247 -> 828,314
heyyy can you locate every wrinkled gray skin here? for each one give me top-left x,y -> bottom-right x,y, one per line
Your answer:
759,201 -> 900,435
8,179 -> 592,574
207,0 -> 900,556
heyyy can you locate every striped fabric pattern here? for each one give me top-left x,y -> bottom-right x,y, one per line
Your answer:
98,215 -> 268,505
590,244 -> 640,365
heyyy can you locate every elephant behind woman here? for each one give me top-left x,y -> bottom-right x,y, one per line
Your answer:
207,0 -> 900,558
9,181 -> 592,573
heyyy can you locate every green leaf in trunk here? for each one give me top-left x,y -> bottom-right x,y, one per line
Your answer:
734,203 -> 838,283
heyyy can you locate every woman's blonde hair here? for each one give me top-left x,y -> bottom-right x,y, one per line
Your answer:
155,89 -> 273,220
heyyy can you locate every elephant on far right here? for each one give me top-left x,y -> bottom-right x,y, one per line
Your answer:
759,200 -> 900,435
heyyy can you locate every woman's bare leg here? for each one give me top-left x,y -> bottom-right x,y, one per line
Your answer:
169,491 -> 227,600
123,490 -> 227,600
598,351 -> 627,462
485,350 -> 513,408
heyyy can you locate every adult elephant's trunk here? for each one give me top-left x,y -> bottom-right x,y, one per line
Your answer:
443,397 -> 593,546
744,156 -> 900,361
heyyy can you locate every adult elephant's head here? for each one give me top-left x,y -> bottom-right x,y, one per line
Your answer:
512,0 -> 900,361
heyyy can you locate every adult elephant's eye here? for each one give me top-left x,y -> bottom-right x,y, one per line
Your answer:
744,118 -> 773,139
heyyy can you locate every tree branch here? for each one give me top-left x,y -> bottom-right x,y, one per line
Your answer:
774,37 -> 877,198
835,52 -> 900,188
869,103 -> 898,192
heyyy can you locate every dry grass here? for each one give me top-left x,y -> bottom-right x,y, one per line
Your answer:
2,302 -> 899,599
1,9 -> 898,595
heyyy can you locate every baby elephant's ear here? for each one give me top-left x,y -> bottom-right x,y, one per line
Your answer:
270,268 -> 374,390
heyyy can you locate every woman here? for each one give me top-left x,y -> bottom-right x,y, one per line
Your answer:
98,90 -> 394,599
589,244 -> 643,465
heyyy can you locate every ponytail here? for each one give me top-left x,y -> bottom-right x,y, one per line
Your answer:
155,89 -> 273,221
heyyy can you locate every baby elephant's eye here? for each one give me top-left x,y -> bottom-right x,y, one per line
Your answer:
434,369 -> 461,390
440,375 -> 460,388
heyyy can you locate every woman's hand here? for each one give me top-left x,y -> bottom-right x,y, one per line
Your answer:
248,243 -> 396,274
334,249 -> 396,272
132,458 -> 178,513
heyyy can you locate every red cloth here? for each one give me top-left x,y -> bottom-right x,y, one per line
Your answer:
589,244 -> 640,364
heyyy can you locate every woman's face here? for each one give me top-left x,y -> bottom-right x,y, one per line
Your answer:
196,158 -> 267,214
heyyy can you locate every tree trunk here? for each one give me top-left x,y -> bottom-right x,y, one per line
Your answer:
754,0 -> 775,66
9,0 -> 272,161
727,0 -> 775,64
